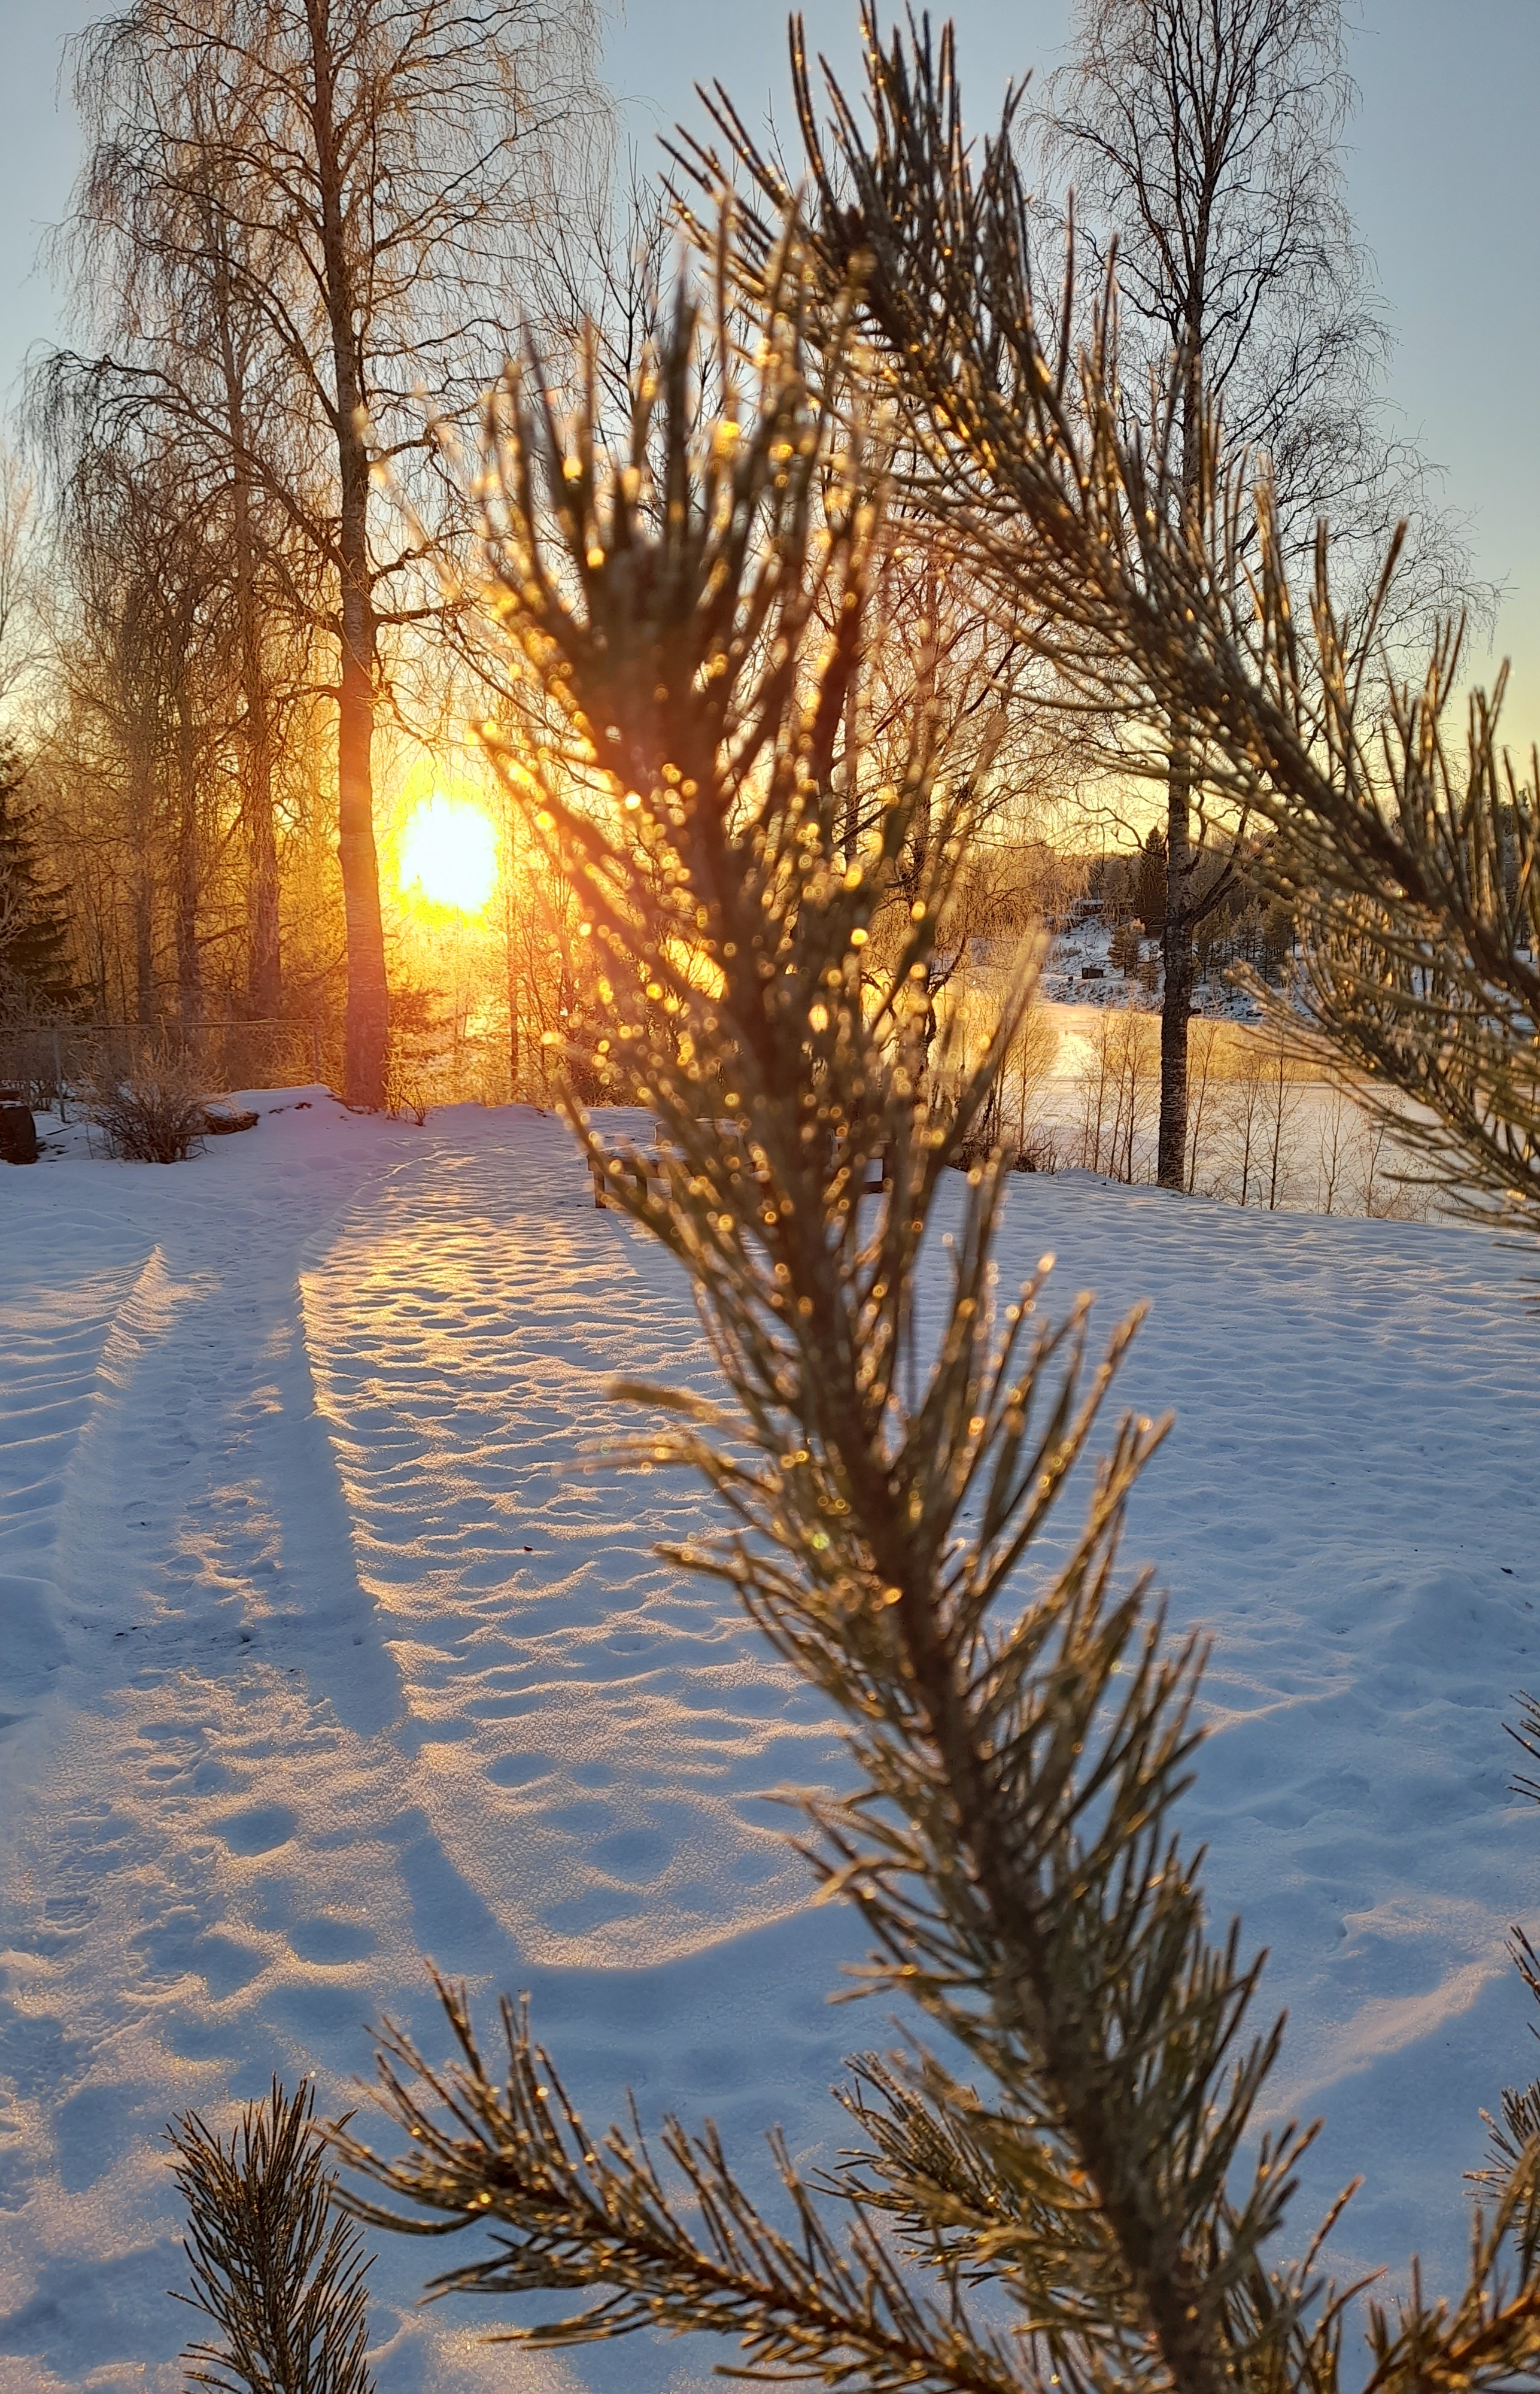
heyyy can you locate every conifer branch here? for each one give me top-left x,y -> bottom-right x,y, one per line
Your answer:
169,2077 -> 373,2394
332,186 -> 1540,2394
336,1976 -> 1024,2393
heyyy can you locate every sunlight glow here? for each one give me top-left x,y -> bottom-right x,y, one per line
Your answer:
398,794 -> 499,916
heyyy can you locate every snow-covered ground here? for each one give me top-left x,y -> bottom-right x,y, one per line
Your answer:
1,1094 -> 1537,2392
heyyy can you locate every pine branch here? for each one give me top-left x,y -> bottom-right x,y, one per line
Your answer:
336,1976 -> 1023,2394
331,227 -> 1319,2394
168,2077 -> 373,2394
328,168 -> 1540,2394
681,9 -> 1540,1232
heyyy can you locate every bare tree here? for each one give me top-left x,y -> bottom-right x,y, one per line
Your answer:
679,14 -> 1535,1229
49,71 -> 299,1023
684,2 -> 1478,1187
33,341 -> 302,1023
44,432 -> 202,1024
1038,0 -> 1396,555
1037,0 -> 1474,1189
0,450 -> 42,716
63,0 -> 602,1104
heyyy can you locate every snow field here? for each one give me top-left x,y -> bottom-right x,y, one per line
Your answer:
0,1090 -> 1536,2389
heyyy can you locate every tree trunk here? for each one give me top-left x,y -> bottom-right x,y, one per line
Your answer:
1156,357 -> 1204,1190
1157,716 -> 1194,1186
336,497 -> 387,1106
506,946 -> 520,1101
242,657 -> 283,1022
215,272 -> 282,1020
841,669 -> 859,862
306,0 -> 388,1109
503,806 -> 520,1102
174,687 -> 201,1030
129,734 -> 155,1025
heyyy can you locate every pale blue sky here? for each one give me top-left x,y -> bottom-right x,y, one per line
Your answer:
1,0 -> 1533,752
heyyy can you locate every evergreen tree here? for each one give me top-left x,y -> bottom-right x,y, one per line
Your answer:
1134,826 -> 1167,935
0,750 -> 76,1021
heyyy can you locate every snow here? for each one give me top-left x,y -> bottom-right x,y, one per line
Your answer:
1,1088 -> 1537,2389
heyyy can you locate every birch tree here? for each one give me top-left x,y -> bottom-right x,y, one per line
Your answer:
734,18 -> 1539,1232
39,411 -> 238,1028
1034,0 -> 1399,1187
65,0 -> 601,1104
684,1 -> 1476,1187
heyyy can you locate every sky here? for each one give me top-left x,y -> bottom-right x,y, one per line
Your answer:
0,0 -> 1533,755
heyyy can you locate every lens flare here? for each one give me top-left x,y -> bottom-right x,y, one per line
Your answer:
398,794 -> 498,916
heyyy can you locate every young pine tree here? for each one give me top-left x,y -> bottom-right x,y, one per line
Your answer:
330,230 -> 1540,2394
169,2077 -> 373,2394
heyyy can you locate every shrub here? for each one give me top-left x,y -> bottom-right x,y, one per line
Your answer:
86,1052 -> 208,1162
383,1060 -> 430,1126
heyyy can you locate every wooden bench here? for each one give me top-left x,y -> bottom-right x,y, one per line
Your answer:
588,1144 -> 670,1209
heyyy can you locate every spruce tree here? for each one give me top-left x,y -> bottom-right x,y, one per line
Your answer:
0,748 -> 75,1020
1134,827 -> 1167,937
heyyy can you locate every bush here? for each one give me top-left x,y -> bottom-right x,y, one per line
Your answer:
86,1053 -> 208,1162
383,1056 -> 430,1125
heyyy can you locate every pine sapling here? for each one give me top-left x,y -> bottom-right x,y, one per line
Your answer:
329,211 -> 1540,2394
168,2077 -> 373,2394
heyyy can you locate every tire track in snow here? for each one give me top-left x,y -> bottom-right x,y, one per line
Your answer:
0,1250 -> 145,1774
300,1110 -> 847,1973
0,1127 -> 423,2389
0,1111 -> 856,2394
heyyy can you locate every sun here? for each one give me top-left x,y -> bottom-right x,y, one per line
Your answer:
397,794 -> 499,916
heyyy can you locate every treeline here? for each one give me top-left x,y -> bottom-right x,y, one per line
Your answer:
0,0 -> 611,1103
1088,834 -> 1298,990
0,0 -> 1500,1193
